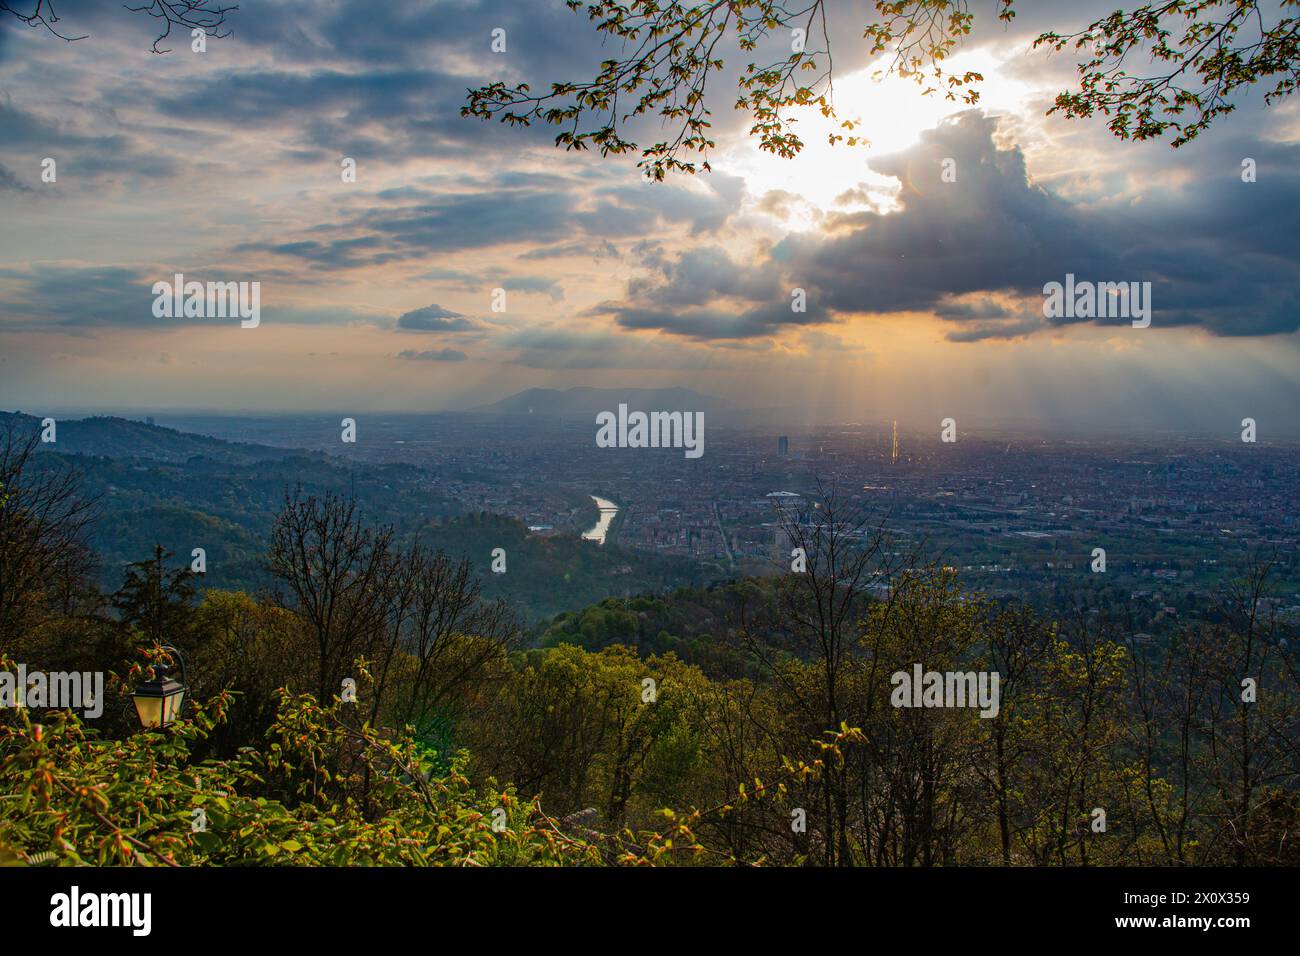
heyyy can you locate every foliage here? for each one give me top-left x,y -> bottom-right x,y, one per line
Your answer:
112,544 -> 200,647
0,654 -> 602,867
2,432 -> 1297,867
1038,0 -> 1300,147
464,0 -> 1300,176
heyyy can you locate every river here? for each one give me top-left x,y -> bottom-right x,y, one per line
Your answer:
582,495 -> 619,545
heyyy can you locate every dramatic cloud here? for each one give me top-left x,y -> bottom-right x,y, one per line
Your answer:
601,302 -> 829,342
398,347 -> 467,362
395,304 -> 477,333
0,265 -> 158,328
0,99 -> 177,184
0,163 -> 30,192
599,111 -> 1300,342
783,111 -> 1300,338
1,0 -> 1298,420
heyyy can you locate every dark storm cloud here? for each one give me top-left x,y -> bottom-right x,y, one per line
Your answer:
604,300 -> 829,341
599,110 -> 1300,342
0,265 -> 159,328
242,171 -> 739,270
935,298 -> 1016,322
146,67 -> 525,160
0,162 -> 31,192
503,328 -> 603,350
780,112 -> 1120,317
398,348 -> 467,362
1082,136 -> 1300,336
0,99 -> 177,182
780,111 -> 1300,338
935,298 -> 1046,342
500,276 -> 564,301
229,190 -> 575,269
0,264 -> 379,329
364,189 -> 575,252
580,241 -> 797,343
233,236 -> 418,270
229,0 -> 616,79
625,244 -> 782,308
395,304 -> 477,333
125,0 -> 729,163
517,238 -> 620,261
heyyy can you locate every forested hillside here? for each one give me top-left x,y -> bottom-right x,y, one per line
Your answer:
8,414 -> 708,620
2,427 -> 1298,867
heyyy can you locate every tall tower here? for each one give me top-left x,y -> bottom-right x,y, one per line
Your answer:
891,420 -> 899,465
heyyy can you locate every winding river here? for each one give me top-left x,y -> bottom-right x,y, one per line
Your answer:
582,495 -> 619,545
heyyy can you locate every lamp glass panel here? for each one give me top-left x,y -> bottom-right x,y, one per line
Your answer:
164,689 -> 185,725
134,693 -> 163,728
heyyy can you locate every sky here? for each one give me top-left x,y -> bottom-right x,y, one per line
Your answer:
1,0 -> 1298,435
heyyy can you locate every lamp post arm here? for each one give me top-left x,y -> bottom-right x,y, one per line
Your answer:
159,644 -> 187,687
159,643 -> 187,718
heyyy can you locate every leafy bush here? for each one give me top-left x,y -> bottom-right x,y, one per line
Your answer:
0,655 -> 601,867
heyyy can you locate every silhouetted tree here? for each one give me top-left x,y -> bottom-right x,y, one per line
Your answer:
267,488 -> 392,704
112,543 -> 199,645
1,0 -> 235,53
0,427 -> 97,647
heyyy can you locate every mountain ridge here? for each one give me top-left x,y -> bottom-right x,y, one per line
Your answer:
0,410 -> 308,464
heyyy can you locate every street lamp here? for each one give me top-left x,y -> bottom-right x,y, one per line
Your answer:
132,644 -> 187,729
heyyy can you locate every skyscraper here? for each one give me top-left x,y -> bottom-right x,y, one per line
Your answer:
778,435 -> 789,457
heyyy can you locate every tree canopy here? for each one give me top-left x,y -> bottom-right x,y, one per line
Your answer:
461,1 -> 1300,178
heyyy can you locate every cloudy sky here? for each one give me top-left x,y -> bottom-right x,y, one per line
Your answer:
1,0 -> 1297,434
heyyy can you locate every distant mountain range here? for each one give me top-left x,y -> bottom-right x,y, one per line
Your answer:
465,387 -> 736,421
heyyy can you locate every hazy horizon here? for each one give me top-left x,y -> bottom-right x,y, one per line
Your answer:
7,395 -> 1299,442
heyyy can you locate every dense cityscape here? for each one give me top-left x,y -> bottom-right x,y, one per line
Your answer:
146,395 -> 1300,632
